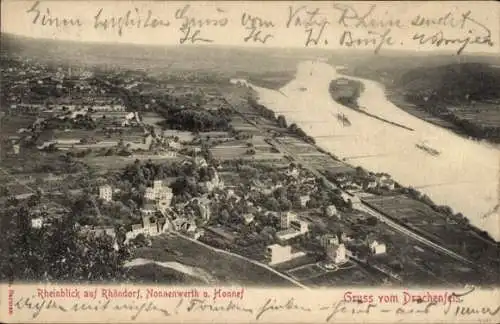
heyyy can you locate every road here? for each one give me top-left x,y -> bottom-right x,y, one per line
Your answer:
104,81 -> 475,270
172,232 -> 310,289
353,203 -> 473,264
166,207 -> 308,288
222,92 -> 474,267
273,131 -> 474,265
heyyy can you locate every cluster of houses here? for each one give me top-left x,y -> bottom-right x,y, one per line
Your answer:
265,220 -> 388,267
266,231 -> 350,268
78,179 -> 203,246
142,180 -> 174,213
320,232 -> 387,266
131,179 -> 205,242
246,166 -> 318,208
230,78 -> 251,88
202,168 -> 224,193
98,180 -> 184,244
30,201 -> 69,229
126,215 -> 170,242
95,158 -> 222,245
321,234 -> 349,265
23,101 -> 156,153
7,103 -> 46,115
8,98 -> 125,116
145,131 -> 185,158
37,131 -> 154,152
27,201 -> 123,250
275,211 -> 309,242
265,211 -> 310,265
336,173 -> 396,192
79,225 -> 119,251
100,180 -> 174,215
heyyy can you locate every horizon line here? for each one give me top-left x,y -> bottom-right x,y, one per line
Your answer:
2,32 -> 499,58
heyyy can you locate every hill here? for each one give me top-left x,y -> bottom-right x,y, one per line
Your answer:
393,63 -> 500,142
0,32 -> 372,89
397,63 -> 500,104
349,56 -> 500,142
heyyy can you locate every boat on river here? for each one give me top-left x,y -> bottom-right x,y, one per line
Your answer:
415,141 -> 440,156
337,113 -> 351,126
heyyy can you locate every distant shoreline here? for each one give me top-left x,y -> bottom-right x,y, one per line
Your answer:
248,60 -> 500,242
246,87 -> 499,246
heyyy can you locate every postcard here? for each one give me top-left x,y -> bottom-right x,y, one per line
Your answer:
0,1 -> 499,323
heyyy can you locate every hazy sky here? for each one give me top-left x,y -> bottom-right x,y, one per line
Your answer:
1,1 -> 499,54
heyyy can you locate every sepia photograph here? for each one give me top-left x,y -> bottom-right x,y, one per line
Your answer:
0,1 -> 499,322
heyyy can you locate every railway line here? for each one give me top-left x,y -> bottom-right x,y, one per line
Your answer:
222,91 -> 475,267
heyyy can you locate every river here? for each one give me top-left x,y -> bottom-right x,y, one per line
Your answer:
250,60 -> 499,241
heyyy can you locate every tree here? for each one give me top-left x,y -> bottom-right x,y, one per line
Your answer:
130,233 -> 148,247
306,197 -> 320,209
308,223 -> 327,237
366,216 -> 378,226
264,197 -> 280,211
0,206 -> 128,282
277,115 -> 287,128
279,198 -> 292,211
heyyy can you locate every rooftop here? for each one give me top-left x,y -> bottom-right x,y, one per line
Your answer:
276,229 -> 302,241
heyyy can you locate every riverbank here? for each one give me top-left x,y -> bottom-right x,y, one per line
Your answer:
250,60 -> 500,241
328,80 -> 414,132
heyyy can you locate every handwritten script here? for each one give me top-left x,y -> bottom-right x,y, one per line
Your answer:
9,286 -> 500,322
20,1 -> 497,54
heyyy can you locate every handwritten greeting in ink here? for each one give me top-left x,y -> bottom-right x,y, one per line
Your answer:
4,285 -> 500,322
17,1 -> 497,54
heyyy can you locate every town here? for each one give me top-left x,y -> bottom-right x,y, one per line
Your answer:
1,44 -> 498,287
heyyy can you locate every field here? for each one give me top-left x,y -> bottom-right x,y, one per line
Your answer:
280,137 -> 319,154
125,263 -> 205,285
0,114 -> 37,138
162,130 -> 195,143
133,233 -> 297,287
230,117 -> 264,135
5,183 -> 33,196
139,112 -> 164,124
210,146 -> 249,159
447,102 -> 500,128
387,91 -> 458,130
299,154 -> 355,174
287,263 -> 327,281
79,156 -> 137,171
80,155 -> 182,173
210,134 -> 283,161
52,129 -> 98,139
302,263 -> 379,287
302,201 -> 499,286
362,195 -> 498,262
364,195 -> 447,225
